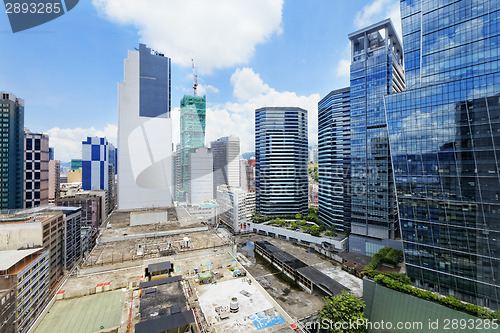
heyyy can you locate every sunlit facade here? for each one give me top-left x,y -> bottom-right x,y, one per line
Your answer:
255,107 -> 308,216
386,0 -> 500,310
348,19 -> 405,255
318,87 -> 351,231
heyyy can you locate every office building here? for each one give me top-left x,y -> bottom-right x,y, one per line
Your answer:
0,280 -> 15,333
118,43 -> 173,210
108,143 -> 117,175
82,136 -> 115,215
48,159 -> 61,201
0,211 -> 64,290
47,206 -> 82,270
385,0 -> 500,310
217,185 -> 255,233
67,168 -> 82,183
318,87 -> 351,231
24,130 -> 50,208
211,136 -> 240,197
348,19 -> 405,256
240,158 -> 256,192
56,195 -> 101,248
108,143 -> 116,209
177,95 -> 206,202
172,143 -> 181,201
0,92 -> 24,210
189,147 -> 213,204
70,159 -> 82,170
0,248 -> 50,333
255,107 -> 308,216
311,145 -> 318,164
82,136 -> 109,191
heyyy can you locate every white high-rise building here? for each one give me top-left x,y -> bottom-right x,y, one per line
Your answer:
189,148 -> 213,204
117,44 -> 173,210
217,185 -> 255,233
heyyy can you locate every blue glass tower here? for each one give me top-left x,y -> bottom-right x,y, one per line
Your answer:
348,19 -> 405,256
0,92 -> 24,210
255,107 -> 308,216
385,0 -> 500,310
318,88 -> 351,231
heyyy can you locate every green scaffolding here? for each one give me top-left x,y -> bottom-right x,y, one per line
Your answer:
176,95 -> 206,202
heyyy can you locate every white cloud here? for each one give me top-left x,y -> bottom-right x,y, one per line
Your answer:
354,0 -> 402,40
46,124 -> 117,163
197,84 -> 219,96
93,0 -> 284,73
172,68 -> 320,154
336,58 -> 351,77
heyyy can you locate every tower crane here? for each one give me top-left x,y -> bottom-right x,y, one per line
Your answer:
192,58 -> 198,96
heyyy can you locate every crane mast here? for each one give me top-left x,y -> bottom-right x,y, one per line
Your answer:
192,58 -> 198,96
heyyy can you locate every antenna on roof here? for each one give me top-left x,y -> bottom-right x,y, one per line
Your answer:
192,59 -> 198,96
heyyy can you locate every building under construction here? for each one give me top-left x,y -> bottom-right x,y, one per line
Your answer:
175,95 -> 206,202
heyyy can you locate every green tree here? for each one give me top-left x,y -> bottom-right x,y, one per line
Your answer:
319,291 -> 367,333
295,213 -> 302,220
309,225 -> 321,237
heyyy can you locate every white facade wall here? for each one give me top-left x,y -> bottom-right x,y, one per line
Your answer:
226,137 -> 240,188
117,49 -> 173,210
189,148 -> 213,204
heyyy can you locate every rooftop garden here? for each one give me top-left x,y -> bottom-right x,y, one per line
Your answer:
251,208 -> 340,238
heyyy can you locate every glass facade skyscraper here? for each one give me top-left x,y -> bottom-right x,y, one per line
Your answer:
385,0 -> 500,310
0,92 -> 24,210
318,87 -> 351,231
348,19 -> 405,256
255,107 -> 308,216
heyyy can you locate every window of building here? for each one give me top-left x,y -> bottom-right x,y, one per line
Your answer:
34,139 -> 40,150
26,138 -> 32,150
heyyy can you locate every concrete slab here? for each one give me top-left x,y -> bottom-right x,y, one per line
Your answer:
196,279 -> 291,332
34,289 -> 125,333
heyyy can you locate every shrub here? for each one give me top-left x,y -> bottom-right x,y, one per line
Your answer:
382,248 -> 403,265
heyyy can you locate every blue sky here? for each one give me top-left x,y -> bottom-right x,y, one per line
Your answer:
0,0 -> 401,162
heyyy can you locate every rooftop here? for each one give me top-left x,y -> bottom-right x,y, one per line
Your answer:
296,266 -> 350,296
139,277 -> 187,321
0,248 -> 44,272
34,289 -> 125,333
147,261 -> 172,274
135,311 -> 195,333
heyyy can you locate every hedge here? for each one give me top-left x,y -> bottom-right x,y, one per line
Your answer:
373,274 -> 500,320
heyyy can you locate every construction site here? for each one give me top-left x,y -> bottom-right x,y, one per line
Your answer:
29,207 -> 364,333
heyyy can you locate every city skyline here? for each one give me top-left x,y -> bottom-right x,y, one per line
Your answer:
0,0 -> 402,162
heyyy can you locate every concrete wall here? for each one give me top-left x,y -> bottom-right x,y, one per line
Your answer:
130,211 -> 168,226
0,223 -> 43,250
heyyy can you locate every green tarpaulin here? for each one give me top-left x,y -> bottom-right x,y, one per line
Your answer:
198,272 -> 212,282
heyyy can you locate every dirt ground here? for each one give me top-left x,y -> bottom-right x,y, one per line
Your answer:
234,234 -> 364,319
